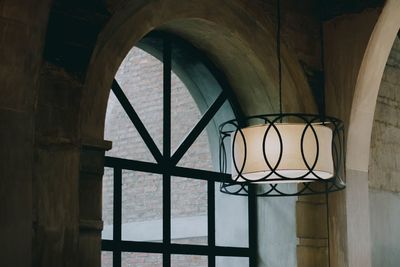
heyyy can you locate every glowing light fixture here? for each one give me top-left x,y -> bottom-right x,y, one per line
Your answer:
232,123 -> 333,183
219,0 -> 345,196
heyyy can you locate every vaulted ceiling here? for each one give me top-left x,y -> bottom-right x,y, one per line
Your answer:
43,0 -> 386,79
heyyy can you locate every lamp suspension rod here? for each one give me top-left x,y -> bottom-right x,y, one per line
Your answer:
320,0 -> 326,120
277,0 -> 283,116
321,4 -> 330,265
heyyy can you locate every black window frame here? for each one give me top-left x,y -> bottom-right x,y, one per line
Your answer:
101,32 -> 258,267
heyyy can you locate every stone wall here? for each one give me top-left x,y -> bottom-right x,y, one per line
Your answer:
0,1 -> 52,266
0,1 -> 389,266
368,37 -> 400,267
369,38 -> 400,192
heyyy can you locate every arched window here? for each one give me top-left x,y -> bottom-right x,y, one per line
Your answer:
101,32 -> 256,267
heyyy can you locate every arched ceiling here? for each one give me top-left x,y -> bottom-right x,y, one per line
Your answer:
41,0 -> 387,141
324,0 -> 384,20
43,0 -> 385,79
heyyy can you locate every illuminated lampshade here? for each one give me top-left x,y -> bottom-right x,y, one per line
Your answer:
231,123 -> 333,183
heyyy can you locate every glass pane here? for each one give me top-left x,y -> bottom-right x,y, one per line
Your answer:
171,40 -> 225,172
171,254 -> 207,267
115,47 -> 164,152
176,130 -> 214,171
175,100 -> 233,172
105,91 -> 155,163
171,70 -> 202,153
215,183 -> 249,247
216,256 -> 249,267
101,251 -> 113,267
102,167 -> 113,240
122,170 -> 162,242
170,38 -> 222,114
171,176 -> 207,245
122,252 -> 162,267
106,46 -> 164,161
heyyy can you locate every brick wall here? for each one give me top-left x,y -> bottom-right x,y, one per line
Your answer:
102,46 -> 213,265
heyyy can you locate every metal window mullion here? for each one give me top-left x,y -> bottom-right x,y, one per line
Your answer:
111,80 -> 164,163
248,185 -> 258,267
208,180 -> 216,267
163,174 -> 171,267
163,37 -> 172,267
101,33 -> 255,267
104,156 -> 231,183
171,93 -> 227,166
113,167 -> 122,267
102,239 -> 251,256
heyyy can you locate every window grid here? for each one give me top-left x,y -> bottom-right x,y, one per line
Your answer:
101,33 -> 257,267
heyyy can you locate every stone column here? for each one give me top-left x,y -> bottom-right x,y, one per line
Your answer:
33,63 -> 82,266
296,191 -> 329,267
79,139 -> 111,267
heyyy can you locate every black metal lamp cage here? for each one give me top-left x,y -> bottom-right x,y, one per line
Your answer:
219,113 -> 345,197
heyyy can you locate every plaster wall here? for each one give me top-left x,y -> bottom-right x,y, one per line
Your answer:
258,185 -> 297,267
369,190 -> 400,266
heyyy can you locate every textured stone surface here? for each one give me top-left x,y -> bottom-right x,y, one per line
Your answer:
296,191 -> 329,267
0,109 -> 33,267
296,201 -> 328,239
369,38 -> 400,192
324,9 -> 381,267
0,0 -> 390,266
33,146 -> 80,266
0,1 -> 51,266
297,246 -> 328,267
368,37 -> 400,267
33,62 -> 83,266
81,0 -> 319,141
79,142 -> 110,267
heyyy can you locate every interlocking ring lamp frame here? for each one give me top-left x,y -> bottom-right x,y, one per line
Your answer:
219,113 -> 346,197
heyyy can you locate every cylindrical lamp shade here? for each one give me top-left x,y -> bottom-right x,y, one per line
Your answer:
231,123 -> 333,183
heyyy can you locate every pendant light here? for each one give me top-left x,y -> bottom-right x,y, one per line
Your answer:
219,0 -> 345,196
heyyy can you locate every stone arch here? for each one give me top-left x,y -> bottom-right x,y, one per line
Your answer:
80,0 -> 316,141
78,1 -> 319,266
347,0 -> 400,171
342,1 -> 400,266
